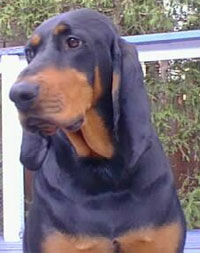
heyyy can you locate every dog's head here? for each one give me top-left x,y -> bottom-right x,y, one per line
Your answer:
9,9 -> 116,134
10,9 -> 152,167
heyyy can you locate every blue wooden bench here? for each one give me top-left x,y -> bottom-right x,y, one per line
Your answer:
184,230 -> 200,253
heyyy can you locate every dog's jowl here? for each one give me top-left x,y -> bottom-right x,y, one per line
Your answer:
9,8 -> 186,253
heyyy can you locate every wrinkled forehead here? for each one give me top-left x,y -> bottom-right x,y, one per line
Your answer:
34,9 -> 117,43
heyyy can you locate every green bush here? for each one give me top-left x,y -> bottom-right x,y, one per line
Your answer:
0,0 -> 59,40
146,60 -> 200,162
0,0 -> 173,40
146,59 -> 200,229
179,170 -> 200,229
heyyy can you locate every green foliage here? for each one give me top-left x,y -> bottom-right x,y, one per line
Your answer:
146,60 -> 200,162
0,0 -> 199,39
146,60 -> 200,228
0,0 -> 59,40
179,170 -> 200,229
121,0 -> 173,34
0,0 -> 174,41
168,0 -> 200,30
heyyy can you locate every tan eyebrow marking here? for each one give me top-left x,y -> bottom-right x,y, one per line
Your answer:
53,24 -> 69,35
30,34 -> 41,46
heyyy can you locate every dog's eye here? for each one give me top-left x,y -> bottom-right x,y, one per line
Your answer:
65,37 -> 82,48
25,48 -> 35,63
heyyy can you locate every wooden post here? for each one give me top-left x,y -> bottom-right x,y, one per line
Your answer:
1,55 -> 26,241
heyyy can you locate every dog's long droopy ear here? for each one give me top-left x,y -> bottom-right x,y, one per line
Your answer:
20,131 -> 49,170
117,39 -> 152,168
111,38 -> 122,136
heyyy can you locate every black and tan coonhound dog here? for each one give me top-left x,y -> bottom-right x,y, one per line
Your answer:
9,8 -> 186,253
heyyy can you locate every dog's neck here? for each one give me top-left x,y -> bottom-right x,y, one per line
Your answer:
63,108 -> 114,159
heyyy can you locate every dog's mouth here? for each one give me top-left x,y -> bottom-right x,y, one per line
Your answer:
24,117 -> 58,136
21,114 -> 84,136
63,117 -> 84,132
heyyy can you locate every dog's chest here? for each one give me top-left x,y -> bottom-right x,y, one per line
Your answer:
37,186 -> 182,253
42,222 -> 182,253
37,162 -> 177,237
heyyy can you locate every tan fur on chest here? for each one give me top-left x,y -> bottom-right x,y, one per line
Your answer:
117,222 -> 181,253
42,234 -> 111,253
42,223 -> 181,253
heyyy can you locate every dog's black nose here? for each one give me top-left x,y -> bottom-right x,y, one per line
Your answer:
9,82 -> 39,111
